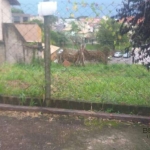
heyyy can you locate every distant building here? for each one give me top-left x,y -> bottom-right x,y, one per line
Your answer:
30,15 -> 44,22
65,18 -> 77,24
12,13 -> 30,23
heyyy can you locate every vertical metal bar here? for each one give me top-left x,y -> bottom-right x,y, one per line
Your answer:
44,15 -> 51,106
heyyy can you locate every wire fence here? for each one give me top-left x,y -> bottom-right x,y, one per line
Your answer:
0,0 -> 150,109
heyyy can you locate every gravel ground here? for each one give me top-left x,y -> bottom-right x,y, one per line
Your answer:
0,111 -> 149,150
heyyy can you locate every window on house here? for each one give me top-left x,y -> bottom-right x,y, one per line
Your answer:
23,17 -> 28,22
13,16 -> 20,23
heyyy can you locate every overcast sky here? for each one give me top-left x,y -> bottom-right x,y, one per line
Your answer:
17,0 -> 124,18
18,0 -> 123,5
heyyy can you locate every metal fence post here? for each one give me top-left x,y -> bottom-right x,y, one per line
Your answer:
44,0 -> 51,106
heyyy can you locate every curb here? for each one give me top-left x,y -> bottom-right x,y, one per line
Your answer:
0,104 -> 150,124
1,95 -> 150,116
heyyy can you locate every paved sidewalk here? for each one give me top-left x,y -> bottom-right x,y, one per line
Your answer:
0,111 -> 149,150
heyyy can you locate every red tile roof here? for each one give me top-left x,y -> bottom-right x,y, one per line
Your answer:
119,16 -> 144,24
15,24 -> 42,42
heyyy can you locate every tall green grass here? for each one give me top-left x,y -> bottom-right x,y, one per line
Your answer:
0,63 -> 44,97
51,64 -> 150,105
0,62 -> 150,106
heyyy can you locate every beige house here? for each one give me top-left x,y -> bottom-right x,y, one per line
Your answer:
0,0 -> 44,64
2,23 -> 42,64
15,24 -> 42,43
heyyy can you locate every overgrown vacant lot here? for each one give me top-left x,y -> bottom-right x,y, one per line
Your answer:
0,63 -> 150,106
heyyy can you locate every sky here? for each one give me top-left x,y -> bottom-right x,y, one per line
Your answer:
16,0 -> 124,18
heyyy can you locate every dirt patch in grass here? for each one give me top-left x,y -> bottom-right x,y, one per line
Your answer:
7,80 -> 30,89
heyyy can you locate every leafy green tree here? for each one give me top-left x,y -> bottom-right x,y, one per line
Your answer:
69,21 -> 82,45
50,31 -> 67,46
97,18 -> 129,50
70,21 -> 80,33
50,30 -> 58,45
57,32 -> 68,46
116,0 -> 150,46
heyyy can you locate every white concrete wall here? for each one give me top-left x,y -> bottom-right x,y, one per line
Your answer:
0,0 -> 12,41
0,42 -> 5,64
3,24 -> 24,63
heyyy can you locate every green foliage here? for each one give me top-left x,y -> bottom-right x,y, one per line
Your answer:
97,18 -> 130,50
106,108 -> 114,113
50,31 -> 68,46
116,0 -> 150,46
0,63 -> 44,98
29,99 -> 37,106
70,21 -> 80,33
19,92 -> 26,105
69,21 -> 82,44
50,30 -> 58,45
11,7 -> 24,14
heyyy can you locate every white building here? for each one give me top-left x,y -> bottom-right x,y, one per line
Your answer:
0,0 -> 20,41
30,15 -> 44,23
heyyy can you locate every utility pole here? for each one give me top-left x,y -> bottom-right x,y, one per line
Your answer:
44,0 -> 51,106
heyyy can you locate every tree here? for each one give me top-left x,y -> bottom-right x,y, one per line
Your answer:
70,21 -> 80,33
57,32 -> 68,46
50,31 -> 67,46
115,0 -> 150,67
116,0 -> 150,47
97,17 -> 129,50
11,7 -> 24,14
69,21 -> 82,45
